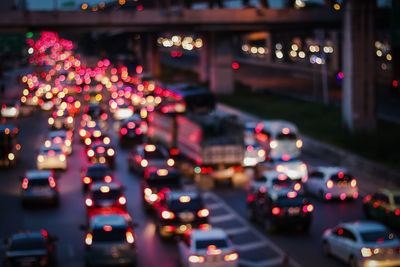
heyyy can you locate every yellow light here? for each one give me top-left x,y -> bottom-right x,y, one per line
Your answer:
100,186 -> 110,193
23,89 -> 29,96
119,0 -> 126,4
144,145 -> 156,152
8,153 -> 15,161
386,54 -> 392,61
333,3 -> 341,10
81,3 -> 88,10
179,196 -> 191,203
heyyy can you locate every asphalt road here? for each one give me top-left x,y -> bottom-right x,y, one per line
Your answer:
0,104 -> 370,267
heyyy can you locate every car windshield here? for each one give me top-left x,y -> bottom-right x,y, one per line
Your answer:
93,190 -> 121,200
168,198 -> 202,212
87,167 -> 111,177
360,230 -> 396,243
276,133 -> 297,140
92,227 -> 126,243
272,180 -> 294,187
330,173 -> 352,182
28,179 -> 50,188
10,237 -> 46,251
195,238 -> 228,250
144,149 -> 165,160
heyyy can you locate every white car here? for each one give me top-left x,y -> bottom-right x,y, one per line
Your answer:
178,228 -> 239,267
322,221 -> 400,267
113,104 -> 133,120
256,156 -> 308,183
47,130 -> 73,155
243,141 -> 265,167
1,101 -> 19,118
37,145 -> 67,171
251,171 -> 302,193
306,167 -> 358,200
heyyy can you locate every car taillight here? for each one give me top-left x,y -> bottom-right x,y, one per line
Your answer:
126,230 -> 135,244
48,117 -> 54,125
188,255 -> 205,263
120,128 -> 128,135
167,158 -> 174,167
395,209 -> 400,216
363,195 -> 372,203
361,247 -> 373,257
118,196 -> 127,205
85,198 -> 93,207
65,140 -> 71,146
197,208 -> 209,218
144,187 -> 152,196
104,176 -> 112,183
103,137 -> 111,144
48,177 -> 56,188
350,179 -> 357,187
58,154 -> 66,161
135,128 -> 143,135
161,210 -> 175,219
85,233 -> 92,246
224,252 -> 238,262
22,178 -> 29,189
141,159 -> 148,167
276,165 -> 285,172
302,204 -> 314,213
296,139 -> 303,148
87,149 -> 94,157
294,183 -> 301,191
272,207 -> 280,215
83,177 -> 92,184
37,155 -> 45,162
79,129 -> 86,137
107,148 -> 115,156
326,180 -> 334,189
84,138 -> 91,146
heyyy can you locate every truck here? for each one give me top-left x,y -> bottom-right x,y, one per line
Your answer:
148,111 -> 244,186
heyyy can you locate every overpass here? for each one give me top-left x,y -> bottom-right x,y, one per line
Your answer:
0,8 -> 341,32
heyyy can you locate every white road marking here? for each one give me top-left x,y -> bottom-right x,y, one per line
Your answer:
235,240 -> 269,251
224,226 -> 249,235
208,213 -> 236,224
240,257 -> 285,267
205,202 -> 225,210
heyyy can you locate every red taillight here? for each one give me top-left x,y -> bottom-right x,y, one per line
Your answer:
363,195 -> 372,203
170,148 -> 179,155
87,149 -> 94,157
272,207 -> 280,215
326,180 -> 334,189
120,128 -> 128,135
118,196 -> 127,205
48,177 -> 56,188
395,209 -> 400,216
247,145 -> 254,152
302,204 -> 314,213
107,148 -> 115,156
22,178 -> 29,189
126,230 -> 134,244
83,177 -> 92,184
197,208 -> 209,218
85,198 -> 93,207
85,233 -> 92,246
161,210 -> 175,220
296,139 -> 303,148
104,176 -> 112,183
224,252 -> 238,262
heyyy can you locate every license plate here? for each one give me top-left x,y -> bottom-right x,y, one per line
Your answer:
207,255 -> 221,262
32,186 -> 49,192
288,207 -> 300,215
179,212 -> 194,223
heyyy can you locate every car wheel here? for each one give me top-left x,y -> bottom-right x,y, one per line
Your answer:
322,241 -> 331,256
349,256 -> 358,267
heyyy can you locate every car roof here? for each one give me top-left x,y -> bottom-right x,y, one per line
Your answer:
191,228 -> 228,241
48,130 -> 67,137
91,214 -> 129,229
259,120 -> 299,134
11,232 -> 45,240
340,221 -> 388,233
166,191 -> 199,201
26,170 -> 53,180
314,166 -> 348,176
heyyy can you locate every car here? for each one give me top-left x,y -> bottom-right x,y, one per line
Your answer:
113,103 -> 134,121
322,221 -> 400,267
37,144 -> 67,171
3,230 -> 57,267
178,228 -> 239,267
84,103 -> 107,121
78,120 -> 100,143
83,213 -> 137,266
21,170 -> 59,207
85,182 -> 127,214
256,155 -> 308,183
156,191 -> 210,239
1,100 -> 20,119
142,168 -> 182,211
306,167 -> 359,200
251,171 -> 302,193
48,113 -> 74,131
40,99 -> 54,111
128,144 -> 175,174
243,140 -> 266,167
247,187 -> 313,232
118,115 -> 147,146
83,128 -> 110,148
363,189 -> 400,230
46,130 -> 73,155
86,142 -> 116,168
81,163 -> 114,191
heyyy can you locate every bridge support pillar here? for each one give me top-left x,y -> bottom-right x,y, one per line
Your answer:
209,33 -> 234,94
142,33 -> 161,78
342,0 -> 376,133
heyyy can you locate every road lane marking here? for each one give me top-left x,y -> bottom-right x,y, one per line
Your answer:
202,191 -> 302,267
240,257 -> 284,267
224,227 -> 249,235
208,213 -> 236,224
234,240 -> 268,251
205,202 -> 225,210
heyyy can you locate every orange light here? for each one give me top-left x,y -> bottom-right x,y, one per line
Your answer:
144,144 -> 156,152
126,231 -> 134,244
272,207 -> 280,215
197,208 -> 209,218
104,176 -> 112,183
161,210 -> 175,219
224,252 -> 238,262
179,196 -> 191,203
188,255 -> 204,263
85,233 -> 92,245
157,169 -> 168,176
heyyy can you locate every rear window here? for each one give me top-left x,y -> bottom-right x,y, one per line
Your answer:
10,237 -> 46,251
276,196 -> 305,207
196,238 -> 228,250
93,190 -> 121,200
330,173 -> 352,182
28,179 -> 50,188
144,149 -> 165,160
93,228 -> 126,242
147,175 -> 181,189
168,198 -> 202,212
360,230 -> 396,243
87,168 -> 111,178
42,148 -> 62,154
276,133 -> 297,140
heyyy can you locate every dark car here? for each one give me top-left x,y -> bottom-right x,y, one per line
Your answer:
128,144 -> 174,174
3,231 -> 57,267
142,168 -> 182,211
247,188 -> 313,232
156,190 -> 210,239
21,170 -> 59,208
84,103 -> 107,120
118,115 -> 147,146
81,163 -> 114,192
86,142 -> 116,169
85,182 -> 127,215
